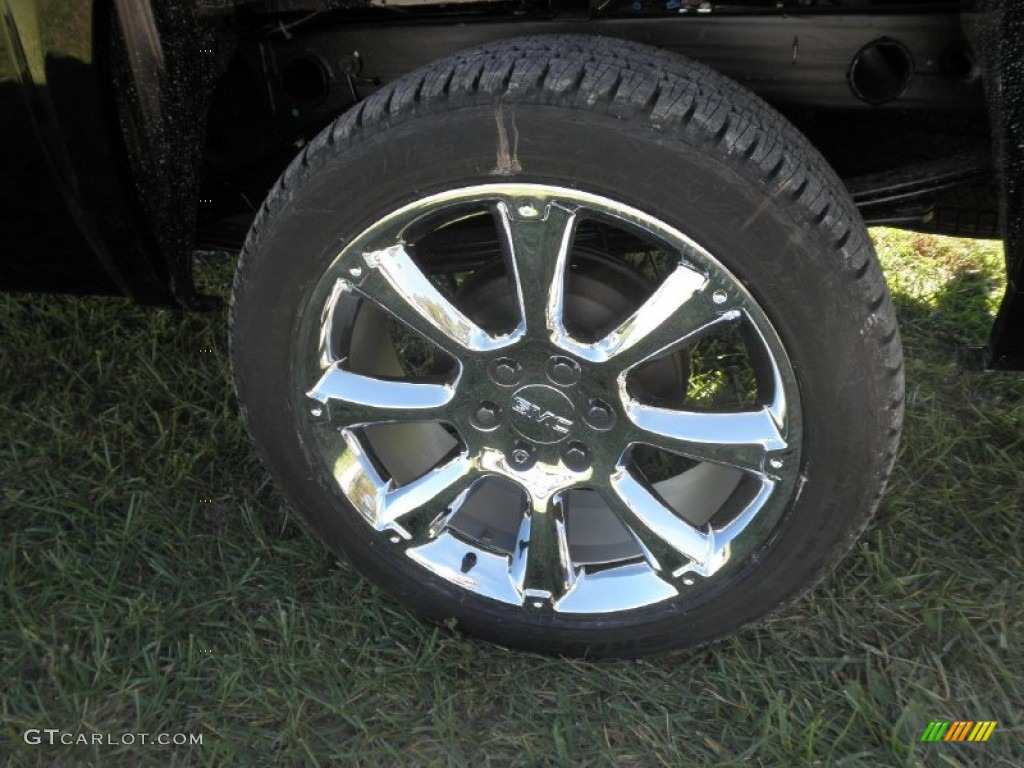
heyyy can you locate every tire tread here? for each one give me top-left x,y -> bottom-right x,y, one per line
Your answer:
230,34 -> 905,657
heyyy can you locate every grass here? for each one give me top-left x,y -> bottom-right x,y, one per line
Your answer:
1,230 -> 1022,766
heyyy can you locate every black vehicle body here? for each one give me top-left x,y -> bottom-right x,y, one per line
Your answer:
1,0 -> 1022,368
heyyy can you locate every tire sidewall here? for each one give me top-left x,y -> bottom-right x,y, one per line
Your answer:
232,101 -> 890,655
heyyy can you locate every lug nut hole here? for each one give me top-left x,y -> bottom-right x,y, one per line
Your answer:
489,358 -> 522,387
471,401 -> 502,430
562,441 -> 590,471
585,399 -> 616,430
546,355 -> 581,387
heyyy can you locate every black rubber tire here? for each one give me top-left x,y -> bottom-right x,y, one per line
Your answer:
230,35 -> 905,657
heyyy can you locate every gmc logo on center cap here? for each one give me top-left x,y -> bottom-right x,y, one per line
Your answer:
511,396 -> 573,434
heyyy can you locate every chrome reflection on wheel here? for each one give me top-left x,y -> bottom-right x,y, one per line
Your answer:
295,184 -> 802,615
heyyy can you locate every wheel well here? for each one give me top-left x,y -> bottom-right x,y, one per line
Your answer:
195,5 -> 992,251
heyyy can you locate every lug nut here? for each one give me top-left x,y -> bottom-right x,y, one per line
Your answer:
546,356 -> 581,387
489,358 -> 521,386
471,401 -> 501,430
508,441 -> 536,470
562,441 -> 590,472
585,399 -> 615,430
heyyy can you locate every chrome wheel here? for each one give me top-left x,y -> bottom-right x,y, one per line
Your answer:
233,36 -> 904,655
296,183 -> 802,615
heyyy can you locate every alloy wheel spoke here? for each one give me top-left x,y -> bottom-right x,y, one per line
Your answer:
509,493 -> 573,606
379,454 -> 479,541
334,429 -> 478,543
625,402 -> 786,474
602,468 -> 714,577
355,244 -> 502,353
494,200 -> 577,342
593,265 -> 740,370
307,362 -> 455,427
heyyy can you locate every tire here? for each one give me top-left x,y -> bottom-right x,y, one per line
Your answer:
229,35 -> 904,657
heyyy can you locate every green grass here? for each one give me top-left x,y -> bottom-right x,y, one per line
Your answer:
2,232 -> 1022,766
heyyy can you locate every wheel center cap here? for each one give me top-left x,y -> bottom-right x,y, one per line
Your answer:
508,385 -> 576,444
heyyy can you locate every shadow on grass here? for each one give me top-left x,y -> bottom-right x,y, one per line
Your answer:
891,266 -> 1001,352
